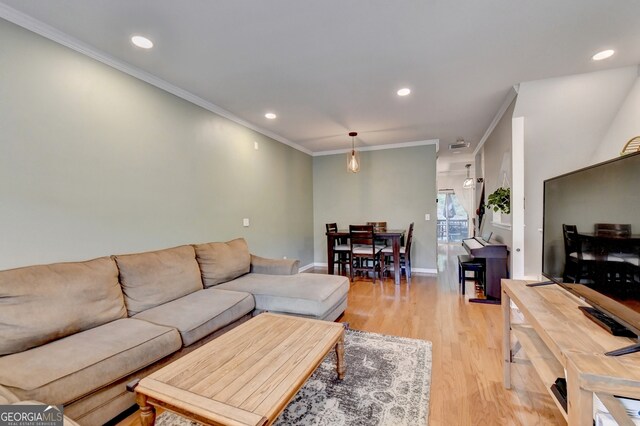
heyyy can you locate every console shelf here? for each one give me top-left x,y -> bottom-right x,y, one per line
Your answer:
502,279 -> 640,425
511,324 -> 568,421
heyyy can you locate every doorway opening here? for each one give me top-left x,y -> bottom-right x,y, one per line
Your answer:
437,191 -> 469,243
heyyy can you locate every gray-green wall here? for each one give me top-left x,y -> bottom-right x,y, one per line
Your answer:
312,145 -> 438,271
0,19 -> 314,270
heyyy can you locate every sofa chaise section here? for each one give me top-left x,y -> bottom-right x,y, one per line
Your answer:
194,239 -> 349,321
216,273 -> 349,321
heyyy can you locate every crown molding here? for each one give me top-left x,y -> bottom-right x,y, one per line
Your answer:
0,3 -> 313,156
313,139 -> 439,157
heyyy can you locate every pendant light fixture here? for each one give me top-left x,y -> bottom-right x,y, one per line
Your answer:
463,164 -> 474,189
347,131 -> 360,173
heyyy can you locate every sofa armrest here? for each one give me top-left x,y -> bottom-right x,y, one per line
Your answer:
250,254 -> 299,275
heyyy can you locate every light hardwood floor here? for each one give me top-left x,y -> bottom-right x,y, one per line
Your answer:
117,243 -> 565,426
335,243 -> 564,425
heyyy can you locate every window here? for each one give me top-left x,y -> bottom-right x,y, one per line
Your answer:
437,191 -> 469,243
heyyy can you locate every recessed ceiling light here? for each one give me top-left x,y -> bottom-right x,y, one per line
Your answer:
592,49 -> 615,61
265,112 -> 277,119
397,88 -> 411,96
131,35 -> 153,49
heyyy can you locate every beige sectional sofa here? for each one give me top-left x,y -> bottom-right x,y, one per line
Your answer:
0,238 -> 349,425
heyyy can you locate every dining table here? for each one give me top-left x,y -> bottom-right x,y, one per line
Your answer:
326,228 -> 406,285
575,232 -> 640,284
576,232 -> 640,254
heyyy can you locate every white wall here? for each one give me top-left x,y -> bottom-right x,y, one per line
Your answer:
592,67 -> 640,163
0,18 -> 314,270
513,66 -> 639,278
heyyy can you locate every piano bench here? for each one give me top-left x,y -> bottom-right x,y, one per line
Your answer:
458,254 -> 486,295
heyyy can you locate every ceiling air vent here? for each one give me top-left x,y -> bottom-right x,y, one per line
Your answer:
449,138 -> 470,150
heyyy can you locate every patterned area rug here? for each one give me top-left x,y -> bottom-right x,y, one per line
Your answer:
155,329 -> 432,426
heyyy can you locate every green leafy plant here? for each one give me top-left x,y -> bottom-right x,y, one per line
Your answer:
486,187 -> 511,214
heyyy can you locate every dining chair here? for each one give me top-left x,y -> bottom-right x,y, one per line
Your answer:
326,223 -> 350,275
382,222 -> 414,280
562,224 -> 594,283
367,221 -> 388,247
349,225 -> 385,283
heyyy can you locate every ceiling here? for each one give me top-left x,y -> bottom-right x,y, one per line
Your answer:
2,1 -> 640,161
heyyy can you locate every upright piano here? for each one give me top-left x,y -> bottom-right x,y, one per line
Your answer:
462,237 -> 509,301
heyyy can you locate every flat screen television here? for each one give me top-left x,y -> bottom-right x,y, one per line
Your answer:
542,151 -> 640,356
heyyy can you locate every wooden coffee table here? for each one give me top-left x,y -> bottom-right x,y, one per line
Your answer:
134,313 -> 346,426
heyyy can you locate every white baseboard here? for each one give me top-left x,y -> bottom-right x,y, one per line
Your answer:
298,263 -> 316,272
410,268 -> 438,275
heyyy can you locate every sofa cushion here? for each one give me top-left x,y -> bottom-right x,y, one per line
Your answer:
194,239 -> 251,287
134,288 -> 255,346
0,318 -> 181,405
114,245 -> 203,316
216,273 -> 349,318
0,257 -> 127,356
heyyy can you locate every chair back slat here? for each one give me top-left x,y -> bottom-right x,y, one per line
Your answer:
349,224 -> 383,283
326,223 -> 338,233
349,225 -> 375,247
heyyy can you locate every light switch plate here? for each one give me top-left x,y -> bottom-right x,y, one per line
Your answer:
243,218 -> 250,227
425,214 -> 430,221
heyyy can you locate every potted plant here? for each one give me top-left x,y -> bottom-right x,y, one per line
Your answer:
486,187 -> 511,217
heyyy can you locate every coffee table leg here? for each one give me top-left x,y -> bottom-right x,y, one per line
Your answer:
136,393 -> 156,426
335,332 -> 346,380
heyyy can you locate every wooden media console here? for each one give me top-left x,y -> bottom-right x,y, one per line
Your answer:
502,279 -> 640,425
